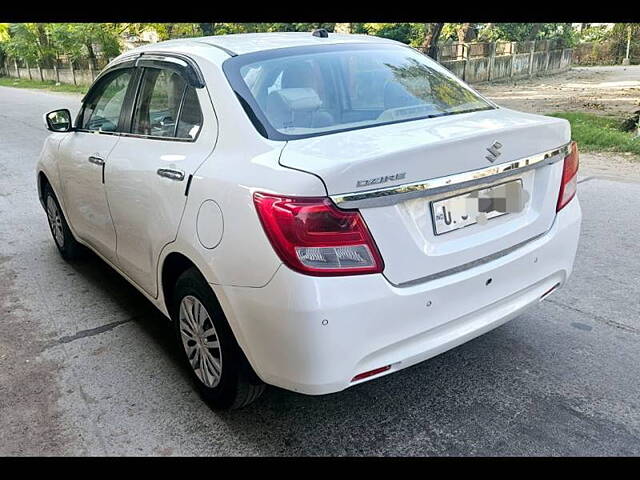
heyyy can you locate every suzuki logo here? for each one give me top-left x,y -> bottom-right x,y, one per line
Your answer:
485,141 -> 503,163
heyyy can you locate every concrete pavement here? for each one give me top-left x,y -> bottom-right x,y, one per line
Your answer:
0,86 -> 639,456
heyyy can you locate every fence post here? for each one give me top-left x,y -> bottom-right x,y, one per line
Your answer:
544,42 -> 550,73
528,41 -> 535,78
70,60 -> 77,86
14,58 -> 20,79
509,42 -> 517,79
487,42 -> 497,82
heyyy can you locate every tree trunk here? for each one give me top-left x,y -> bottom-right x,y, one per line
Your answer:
86,42 -> 97,70
36,23 -> 53,68
457,23 -> 476,43
526,24 -> 543,41
199,23 -> 214,36
421,23 -> 444,59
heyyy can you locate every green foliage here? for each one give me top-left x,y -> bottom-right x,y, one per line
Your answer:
0,22 -> 591,71
476,23 -> 577,45
548,112 -> 640,157
577,25 -> 614,43
4,23 -> 42,63
2,23 -> 121,66
574,24 -> 640,64
361,23 -> 424,46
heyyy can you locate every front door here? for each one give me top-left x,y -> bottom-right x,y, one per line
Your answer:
57,68 -> 134,262
105,65 -> 216,296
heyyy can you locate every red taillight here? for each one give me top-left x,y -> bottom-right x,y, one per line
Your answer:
557,141 -> 579,212
253,192 -> 384,276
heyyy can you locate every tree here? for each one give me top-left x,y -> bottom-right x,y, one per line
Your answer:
475,23 -> 576,45
421,23 -> 444,57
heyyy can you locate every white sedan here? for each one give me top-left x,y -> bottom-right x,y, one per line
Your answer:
37,31 -> 581,409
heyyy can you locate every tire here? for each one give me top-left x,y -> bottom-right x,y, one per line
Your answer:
171,267 -> 265,410
43,184 -> 83,261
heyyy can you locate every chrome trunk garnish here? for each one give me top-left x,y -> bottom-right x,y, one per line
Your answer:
331,142 -> 571,210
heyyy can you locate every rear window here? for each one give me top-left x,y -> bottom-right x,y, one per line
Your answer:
223,43 -> 494,140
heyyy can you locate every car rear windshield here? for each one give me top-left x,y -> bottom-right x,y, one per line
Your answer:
222,43 -> 494,140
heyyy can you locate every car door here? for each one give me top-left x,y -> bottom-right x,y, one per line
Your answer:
104,60 -> 216,297
57,67 -> 135,262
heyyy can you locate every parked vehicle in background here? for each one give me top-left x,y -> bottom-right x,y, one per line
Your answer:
37,31 -> 581,409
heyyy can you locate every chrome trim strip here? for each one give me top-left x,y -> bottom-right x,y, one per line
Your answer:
331,143 -> 571,209
391,230 -> 548,288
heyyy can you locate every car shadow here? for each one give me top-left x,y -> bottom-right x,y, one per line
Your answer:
66,247 -> 542,456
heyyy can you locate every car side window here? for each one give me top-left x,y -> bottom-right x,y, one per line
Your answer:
81,69 -> 133,132
131,69 -> 174,137
175,87 -> 203,140
131,67 -> 203,140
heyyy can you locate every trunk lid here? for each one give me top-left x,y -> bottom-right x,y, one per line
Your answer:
279,108 -> 570,285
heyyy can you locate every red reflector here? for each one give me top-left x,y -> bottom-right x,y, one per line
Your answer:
253,192 -> 384,276
557,141 -> 579,212
352,365 -> 391,382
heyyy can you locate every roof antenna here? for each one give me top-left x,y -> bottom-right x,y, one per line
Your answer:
312,28 -> 329,38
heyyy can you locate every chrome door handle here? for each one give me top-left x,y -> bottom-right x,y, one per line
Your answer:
157,168 -> 185,181
88,155 -> 105,166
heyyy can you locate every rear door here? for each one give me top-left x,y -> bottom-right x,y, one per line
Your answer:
57,67 -> 134,262
104,60 -> 217,297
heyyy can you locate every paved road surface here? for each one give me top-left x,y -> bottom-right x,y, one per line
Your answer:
1,86 -> 639,456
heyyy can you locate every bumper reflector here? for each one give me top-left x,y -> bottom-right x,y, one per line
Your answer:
352,365 -> 391,382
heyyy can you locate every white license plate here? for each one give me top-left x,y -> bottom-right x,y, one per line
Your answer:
431,180 -> 526,235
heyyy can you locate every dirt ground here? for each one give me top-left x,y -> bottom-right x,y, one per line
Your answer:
476,65 -> 640,117
477,65 -> 640,181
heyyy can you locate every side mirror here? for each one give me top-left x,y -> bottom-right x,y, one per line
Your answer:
44,109 -> 73,132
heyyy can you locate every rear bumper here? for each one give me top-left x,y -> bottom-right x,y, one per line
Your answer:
215,198 -> 581,395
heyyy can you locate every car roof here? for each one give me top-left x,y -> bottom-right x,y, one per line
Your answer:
150,32 -> 402,57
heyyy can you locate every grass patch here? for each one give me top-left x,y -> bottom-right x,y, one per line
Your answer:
548,112 -> 640,157
0,76 -> 87,94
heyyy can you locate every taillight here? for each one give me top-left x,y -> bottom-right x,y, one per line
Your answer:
253,192 -> 384,276
556,141 -> 579,212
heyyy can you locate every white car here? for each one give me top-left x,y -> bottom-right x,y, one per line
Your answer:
37,31 -> 581,409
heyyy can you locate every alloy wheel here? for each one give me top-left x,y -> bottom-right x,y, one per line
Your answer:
179,295 -> 223,388
46,195 -> 64,248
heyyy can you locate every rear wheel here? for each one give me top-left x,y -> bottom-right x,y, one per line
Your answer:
171,267 -> 265,409
44,185 -> 83,261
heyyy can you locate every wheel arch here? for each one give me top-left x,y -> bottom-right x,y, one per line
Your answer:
159,249 -> 262,382
161,251 -> 201,316
37,170 -> 51,208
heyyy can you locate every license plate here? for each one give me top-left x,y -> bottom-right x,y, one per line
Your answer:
431,180 -> 526,235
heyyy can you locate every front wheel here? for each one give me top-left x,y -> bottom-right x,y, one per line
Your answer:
44,185 -> 83,261
171,267 -> 265,410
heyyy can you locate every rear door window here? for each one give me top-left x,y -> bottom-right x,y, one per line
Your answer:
132,68 -> 187,138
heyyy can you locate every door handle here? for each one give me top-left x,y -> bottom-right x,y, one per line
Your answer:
157,168 -> 185,181
88,155 -> 105,166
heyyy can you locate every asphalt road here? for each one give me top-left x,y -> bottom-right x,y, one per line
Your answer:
1,86 -> 639,456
